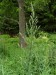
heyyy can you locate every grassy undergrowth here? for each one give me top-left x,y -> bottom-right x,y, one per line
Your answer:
0,34 -> 56,75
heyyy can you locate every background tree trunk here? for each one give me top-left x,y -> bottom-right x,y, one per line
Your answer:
17,0 -> 27,47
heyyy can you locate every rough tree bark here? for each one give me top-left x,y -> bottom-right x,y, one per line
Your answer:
17,0 -> 27,47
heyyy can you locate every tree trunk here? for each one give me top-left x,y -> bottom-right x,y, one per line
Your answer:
17,0 -> 27,47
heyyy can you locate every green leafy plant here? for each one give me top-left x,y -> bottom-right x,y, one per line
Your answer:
26,3 -> 40,38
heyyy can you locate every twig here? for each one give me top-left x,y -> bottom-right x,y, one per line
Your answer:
0,16 -> 19,24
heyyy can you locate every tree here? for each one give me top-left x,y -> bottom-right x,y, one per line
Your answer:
0,0 -> 19,35
17,0 -> 27,47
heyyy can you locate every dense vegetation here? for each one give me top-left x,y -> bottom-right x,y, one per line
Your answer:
0,34 -> 56,75
0,0 -> 56,75
0,0 -> 56,35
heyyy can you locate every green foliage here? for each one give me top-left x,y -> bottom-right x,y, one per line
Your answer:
25,0 -> 56,31
34,0 -> 49,11
0,34 -> 56,75
34,0 -> 56,31
26,3 -> 40,37
0,0 -> 19,35
0,0 -> 56,35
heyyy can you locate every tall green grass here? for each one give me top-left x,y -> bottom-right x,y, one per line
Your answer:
0,34 -> 56,75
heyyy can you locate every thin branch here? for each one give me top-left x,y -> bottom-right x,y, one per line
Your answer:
0,21 -> 9,26
0,16 -> 19,24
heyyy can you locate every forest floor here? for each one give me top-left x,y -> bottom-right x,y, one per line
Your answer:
0,33 -> 56,75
